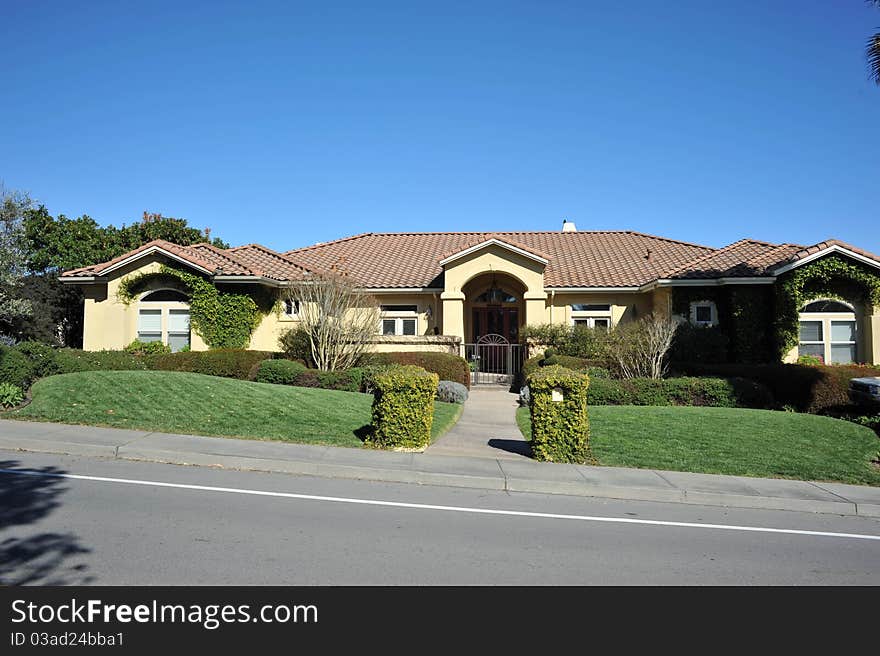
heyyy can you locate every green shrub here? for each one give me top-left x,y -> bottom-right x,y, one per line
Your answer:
797,354 -> 823,366
287,368 -> 363,392
53,349 -> 148,374
278,327 -> 314,367
360,364 -> 403,393
124,339 -> 171,356
367,365 -> 438,450
669,324 -> 730,364
365,352 -> 469,389
254,359 -> 307,385
527,365 -> 591,464
0,346 -> 36,388
586,376 -> 773,408
0,382 -> 24,408
14,341 -> 61,378
436,380 -> 468,404
523,354 -> 610,380
520,323 -> 571,350
676,362 -> 880,413
562,325 -> 611,359
148,349 -> 272,380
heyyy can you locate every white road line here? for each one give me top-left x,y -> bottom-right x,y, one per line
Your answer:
2,467 -> 879,542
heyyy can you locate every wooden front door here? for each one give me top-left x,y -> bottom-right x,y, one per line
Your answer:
472,307 -> 519,343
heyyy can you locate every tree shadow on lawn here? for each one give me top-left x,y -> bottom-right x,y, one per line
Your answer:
0,460 -> 93,585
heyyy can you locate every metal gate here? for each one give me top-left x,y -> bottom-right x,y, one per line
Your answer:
462,334 -> 525,386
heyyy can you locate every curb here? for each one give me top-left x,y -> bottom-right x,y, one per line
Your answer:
2,435 -> 878,518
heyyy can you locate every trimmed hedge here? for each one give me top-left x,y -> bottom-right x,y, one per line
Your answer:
147,349 -> 272,380
254,359 -> 307,385
50,349 -> 149,374
365,352 -> 470,389
522,354 -> 610,380
293,368 -> 364,393
527,365 -> 591,464
367,365 -> 438,450
587,376 -> 774,408
676,362 -> 880,413
124,340 -> 171,356
14,341 -> 62,379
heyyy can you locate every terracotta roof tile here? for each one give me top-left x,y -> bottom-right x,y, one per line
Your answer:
60,240 -> 222,277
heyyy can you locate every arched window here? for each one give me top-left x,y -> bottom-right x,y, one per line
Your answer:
798,299 -> 857,364
474,288 -> 517,304
140,289 -> 189,302
137,289 -> 191,352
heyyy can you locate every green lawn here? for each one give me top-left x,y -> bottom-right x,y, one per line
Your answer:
6,371 -> 462,448
516,405 -> 880,486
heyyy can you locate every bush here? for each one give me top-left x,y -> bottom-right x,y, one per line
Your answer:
797,354 -> 823,366
148,349 -> 272,380
367,365 -> 438,450
676,362 -> 880,413
523,354 -> 610,380
0,346 -> 36,388
53,349 -> 148,374
520,324 -> 570,350
288,368 -> 364,392
365,352 -> 469,389
0,382 -> 24,408
527,365 -> 591,464
436,380 -> 468,404
14,341 -> 61,378
587,376 -> 774,408
278,326 -> 314,367
254,359 -> 307,385
669,324 -> 730,364
124,340 -> 171,356
562,325 -> 611,359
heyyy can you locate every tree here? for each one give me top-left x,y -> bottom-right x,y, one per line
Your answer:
284,269 -> 379,371
606,314 -> 679,380
868,1 -> 880,85
0,186 -> 33,332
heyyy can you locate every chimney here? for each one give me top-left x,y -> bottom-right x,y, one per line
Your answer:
562,219 -> 577,233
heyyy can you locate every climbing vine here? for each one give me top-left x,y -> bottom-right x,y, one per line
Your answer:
117,265 -> 273,349
775,254 -> 880,359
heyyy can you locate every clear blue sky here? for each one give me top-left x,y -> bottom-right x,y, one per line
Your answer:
2,0 -> 878,253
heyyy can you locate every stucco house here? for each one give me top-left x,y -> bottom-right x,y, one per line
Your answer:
60,221 -> 880,367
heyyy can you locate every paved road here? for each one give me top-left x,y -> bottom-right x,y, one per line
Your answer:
2,450 -> 879,585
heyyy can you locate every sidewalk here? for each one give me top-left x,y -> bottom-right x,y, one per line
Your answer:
1,418 -> 879,518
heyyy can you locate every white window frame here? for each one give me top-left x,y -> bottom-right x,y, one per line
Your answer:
379,306 -> 419,336
689,300 -> 718,327
798,299 -> 858,364
570,304 -> 612,329
282,299 -> 300,318
137,290 -> 191,351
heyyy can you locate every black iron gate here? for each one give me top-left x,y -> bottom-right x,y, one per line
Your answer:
462,334 -> 525,386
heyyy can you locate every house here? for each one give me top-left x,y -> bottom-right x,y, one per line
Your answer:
60,221 -> 880,366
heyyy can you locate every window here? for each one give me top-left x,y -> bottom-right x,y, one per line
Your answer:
138,309 -> 162,343
474,289 -> 517,304
798,299 -> 857,364
571,303 -> 612,329
380,305 -> 418,336
141,289 -> 188,302
167,310 -> 191,352
689,301 -> 718,327
283,299 -> 300,317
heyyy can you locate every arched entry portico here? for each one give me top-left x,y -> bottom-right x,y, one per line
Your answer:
462,271 -> 526,343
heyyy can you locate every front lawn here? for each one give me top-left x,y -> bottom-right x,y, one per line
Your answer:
516,405 -> 880,486
6,371 -> 462,448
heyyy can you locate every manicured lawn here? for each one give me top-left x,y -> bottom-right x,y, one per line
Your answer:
516,405 -> 880,486
6,371 -> 462,448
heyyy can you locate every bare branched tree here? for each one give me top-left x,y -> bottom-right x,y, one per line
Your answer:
285,268 -> 379,371
606,314 -> 679,380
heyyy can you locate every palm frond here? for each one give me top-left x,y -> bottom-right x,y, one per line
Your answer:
868,31 -> 880,85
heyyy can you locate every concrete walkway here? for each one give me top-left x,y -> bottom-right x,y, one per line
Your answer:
2,418 -> 880,517
427,388 -> 530,459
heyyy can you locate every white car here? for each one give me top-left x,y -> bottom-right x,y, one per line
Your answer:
849,377 -> 880,407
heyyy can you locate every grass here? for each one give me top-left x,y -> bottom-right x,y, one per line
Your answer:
516,405 -> 880,486
6,371 -> 462,449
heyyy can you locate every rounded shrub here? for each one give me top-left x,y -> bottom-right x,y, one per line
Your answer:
124,340 -> 171,356
278,327 -> 314,367
436,380 -> 468,404
254,359 -> 307,385
0,346 -> 35,388
14,341 -> 61,378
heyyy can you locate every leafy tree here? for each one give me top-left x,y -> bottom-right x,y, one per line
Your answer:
0,186 -> 33,331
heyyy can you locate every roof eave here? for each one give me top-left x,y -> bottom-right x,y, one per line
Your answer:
772,245 -> 880,276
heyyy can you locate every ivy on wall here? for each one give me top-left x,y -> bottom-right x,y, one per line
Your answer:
117,265 -> 275,349
775,254 -> 880,359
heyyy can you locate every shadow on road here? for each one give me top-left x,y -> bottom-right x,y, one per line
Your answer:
0,460 -> 93,585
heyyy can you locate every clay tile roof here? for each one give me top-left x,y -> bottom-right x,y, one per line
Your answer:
224,244 -> 312,281
286,231 -> 716,288
60,240 -> 223,277
780,239 -> 880,269
665,239 -> 798,279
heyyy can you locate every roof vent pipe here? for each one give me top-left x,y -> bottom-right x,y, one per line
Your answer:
562,219 -> 577,233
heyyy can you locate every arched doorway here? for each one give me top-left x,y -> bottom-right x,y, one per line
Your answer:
464,272 -> 525,344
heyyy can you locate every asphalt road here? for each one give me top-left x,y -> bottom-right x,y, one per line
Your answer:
2,450 -> 879,585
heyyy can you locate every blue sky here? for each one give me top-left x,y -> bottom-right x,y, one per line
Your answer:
2,1 -> 878,253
